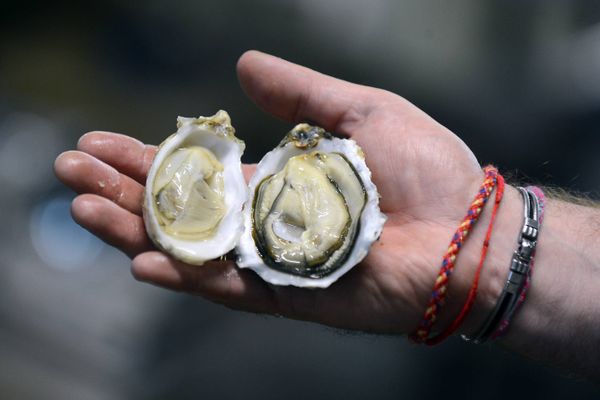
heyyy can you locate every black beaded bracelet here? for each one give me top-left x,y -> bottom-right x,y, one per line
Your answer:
462,187 -> 540,344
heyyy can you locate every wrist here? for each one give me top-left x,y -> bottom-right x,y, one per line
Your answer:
501,199 -> 600,347
435,184 -> 524,337
462,184 -> 524,336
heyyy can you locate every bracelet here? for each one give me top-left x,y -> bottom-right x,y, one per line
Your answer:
424,173 -> 505,346
491,186 -> 545,339
409,166 -> 499,343
462,187 -> 541,344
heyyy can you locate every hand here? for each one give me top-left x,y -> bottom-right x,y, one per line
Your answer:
54,50 -> 495,335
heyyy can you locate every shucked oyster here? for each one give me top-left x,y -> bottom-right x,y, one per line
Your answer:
143,111 -> 246,265
236,124 -> 386,288
143,113 -> 385,288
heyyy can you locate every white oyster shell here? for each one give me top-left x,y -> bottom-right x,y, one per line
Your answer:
236,124 -> 387,288
143,110 -> 246,265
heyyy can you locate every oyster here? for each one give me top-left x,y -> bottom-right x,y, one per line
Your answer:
143,110 -> 246,265
236,124 -> 386,288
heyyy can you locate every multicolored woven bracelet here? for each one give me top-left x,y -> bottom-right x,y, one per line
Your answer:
409,166 -> 499,343
425,173 -> 505,346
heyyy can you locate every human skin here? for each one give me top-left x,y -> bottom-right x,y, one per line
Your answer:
54,50 -> 600,381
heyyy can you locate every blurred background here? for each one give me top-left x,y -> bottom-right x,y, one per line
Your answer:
1,0 -> 599,399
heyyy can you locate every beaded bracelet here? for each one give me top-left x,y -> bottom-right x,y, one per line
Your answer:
409,166 -> 499,343
462,187 -> 541,344
491,186 -> 545,339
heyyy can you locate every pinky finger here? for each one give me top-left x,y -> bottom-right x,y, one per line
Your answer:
131,251 -> 278,314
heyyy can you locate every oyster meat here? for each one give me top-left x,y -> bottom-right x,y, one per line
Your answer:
236,124 -> 386,288
143,110 -> 246,265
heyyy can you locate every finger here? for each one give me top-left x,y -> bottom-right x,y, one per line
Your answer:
55,151 -> 145,215
79,131 -> 257,185
131,251 -> 279,314
131,251 -> 326,321
132,252 -> 350,331
77,131 -> 157,184
237,50 -> 385,135
71,194 -> 153,258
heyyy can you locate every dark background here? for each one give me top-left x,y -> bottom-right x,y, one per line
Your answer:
1,1 -> 599,399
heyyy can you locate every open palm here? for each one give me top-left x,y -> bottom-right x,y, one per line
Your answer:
55,51 -> 489,335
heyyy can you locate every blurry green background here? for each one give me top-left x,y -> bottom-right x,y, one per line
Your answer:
1,1 -> 599,399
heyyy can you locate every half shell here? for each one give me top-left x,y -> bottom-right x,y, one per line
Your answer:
143,110 -> 246,265
236,124 -> 386,288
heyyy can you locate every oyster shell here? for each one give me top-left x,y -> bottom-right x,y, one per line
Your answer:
236,124 -> 386,288
143,110 -> 246,265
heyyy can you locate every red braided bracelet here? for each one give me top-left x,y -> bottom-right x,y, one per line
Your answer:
424,173 -> 505,345
409,166 -> 498,343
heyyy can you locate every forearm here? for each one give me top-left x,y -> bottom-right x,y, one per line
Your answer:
458,185 -> 600,380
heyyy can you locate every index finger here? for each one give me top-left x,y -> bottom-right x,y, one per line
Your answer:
78,131 -> 157,185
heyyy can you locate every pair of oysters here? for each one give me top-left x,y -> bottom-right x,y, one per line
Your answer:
143,111 -> 386,288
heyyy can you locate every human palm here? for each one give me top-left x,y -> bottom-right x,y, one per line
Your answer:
55,51 -> 485,334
